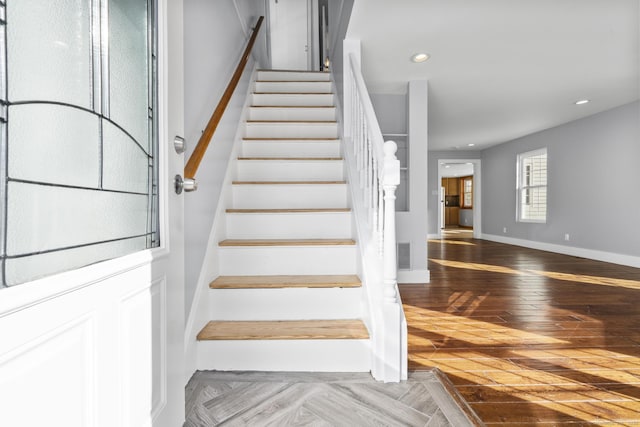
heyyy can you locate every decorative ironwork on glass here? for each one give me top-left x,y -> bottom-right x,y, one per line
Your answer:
0,0 -> 159,287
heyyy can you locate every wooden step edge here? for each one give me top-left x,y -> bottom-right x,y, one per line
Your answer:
226,208 -> 351,213
210,274 -> 362,289
219,238 -> 356,247
237,157 -> 343,161
232,180 -> 346,185
243,138 -> 339,141
253,92 -> 333,95
249,105 -> 336,109
256,80 -> 331,83
246,120 -> 337,124
257,69 -> 330,74
197,319 -> 369,341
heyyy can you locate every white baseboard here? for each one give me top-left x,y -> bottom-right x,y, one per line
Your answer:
398,269 -> 430,284
481,233 -> 640,269
427,233 -> 440,240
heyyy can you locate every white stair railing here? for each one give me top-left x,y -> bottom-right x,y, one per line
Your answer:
343,42 -> 407,382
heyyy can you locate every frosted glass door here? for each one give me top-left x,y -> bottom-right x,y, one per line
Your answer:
0,0 -> 158,287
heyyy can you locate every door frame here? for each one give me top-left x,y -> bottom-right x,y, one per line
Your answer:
0,0 -> 185,424
267,0 -> 321,70
437,158 -> 482,239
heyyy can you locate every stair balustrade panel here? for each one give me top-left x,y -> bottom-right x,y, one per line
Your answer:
343,51 -> 407,382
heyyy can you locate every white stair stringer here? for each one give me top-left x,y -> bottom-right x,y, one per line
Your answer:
252,93 -> 334,107
232,183 -> 347,209
255,80 -> 332,93
226,211 -> 351,239
241,139 -> 341,157
236,159 -> 344,181
209,287 -> 362,320
218,245 -> 357,276
245,121 -> 338,139
197,339 -> 370,372
256,70 -> 331,81
197,70 -> 371,373
248,106 -> 336,121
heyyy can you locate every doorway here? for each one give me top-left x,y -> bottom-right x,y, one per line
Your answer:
437,159 -> 482,239
268,0 -> 324,70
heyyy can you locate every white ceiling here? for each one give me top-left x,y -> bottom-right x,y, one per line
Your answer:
346,0 -> 640,151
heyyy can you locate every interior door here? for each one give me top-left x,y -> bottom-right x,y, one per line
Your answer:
0,0 -> 185,425
153,0 -> 186,425
270,0 -> 309,69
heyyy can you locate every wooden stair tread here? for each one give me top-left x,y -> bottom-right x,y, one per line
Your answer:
256,80 -> 329,83
219,239 -> 355,247
250,105 -> 335,109
232,180 -> 346,185
243,137 -> 338,141
246,120 -> 337,124
197,319 -> 369,340
210,275 -> 361,289
254,92 -> 333,95
226,208 -> 351,213
257,69 -> 329,73
237,157 -> 342,161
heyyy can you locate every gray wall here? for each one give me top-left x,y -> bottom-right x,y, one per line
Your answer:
370,93 -> 408,209
459,209 -> 473,227
370,93 -> 407,134
184,0 -> 267,313
482,101 -> 640,257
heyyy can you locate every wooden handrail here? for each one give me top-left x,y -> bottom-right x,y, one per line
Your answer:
184,16 -> 264,180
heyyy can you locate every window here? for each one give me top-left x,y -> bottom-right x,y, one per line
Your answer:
461,176 -> 473,208
517,148 -> 547,222
0,0 -> 158,287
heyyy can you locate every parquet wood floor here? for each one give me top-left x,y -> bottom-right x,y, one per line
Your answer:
185,371 -> 477,426
401,235 -> 640,425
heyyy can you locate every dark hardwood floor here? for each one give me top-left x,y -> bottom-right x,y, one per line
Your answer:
400,233 -> 640,425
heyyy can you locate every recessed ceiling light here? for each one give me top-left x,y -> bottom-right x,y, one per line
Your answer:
411,53 -> 430,63
468,143 -> 475,147
445,165 -> 451,168
575,99 -> 590,105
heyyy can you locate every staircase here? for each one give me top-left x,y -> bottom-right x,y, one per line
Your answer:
196,70 -> 371,372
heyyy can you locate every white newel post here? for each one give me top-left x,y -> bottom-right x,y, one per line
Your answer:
382,141 -> 402,382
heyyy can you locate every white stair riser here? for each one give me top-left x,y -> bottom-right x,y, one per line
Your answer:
245,122 -> 338,139
255,81 -> 332,93
232,184 -> 347,209
236,160 -> 344,181
253,93 -> 334,107
241,141 -> 341,157
197,339 -> 370,372
248,107 -> 336,121
226,212 -> 351,239
210,288 -> 362,320
218,246 -> 357,275
256,71 -> 331,81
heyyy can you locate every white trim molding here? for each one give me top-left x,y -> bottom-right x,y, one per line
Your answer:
482,233 -> 640,269
398,269 -> 430,284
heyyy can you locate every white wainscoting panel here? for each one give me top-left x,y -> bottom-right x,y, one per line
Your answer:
0,257 -> 168,427
0,314 -> 96,427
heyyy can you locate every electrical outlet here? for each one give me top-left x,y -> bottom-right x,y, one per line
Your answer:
564,233 -> 570,241
503,227 -> 507,233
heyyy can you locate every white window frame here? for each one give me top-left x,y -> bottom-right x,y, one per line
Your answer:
516,147 -> 547,223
